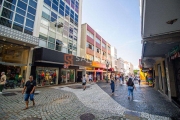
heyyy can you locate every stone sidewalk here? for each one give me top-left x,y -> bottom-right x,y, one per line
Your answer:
97,81 -> 180,119
0,83 -> 176,120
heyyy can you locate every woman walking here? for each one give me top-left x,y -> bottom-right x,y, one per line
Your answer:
110,77 -> 115,95
82,75 -> 86,90
127,78 -> 136,99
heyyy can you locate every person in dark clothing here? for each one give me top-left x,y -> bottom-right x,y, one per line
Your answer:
127,78 -> 136,100
110,77 -> 115,95
22,76 -> 36,110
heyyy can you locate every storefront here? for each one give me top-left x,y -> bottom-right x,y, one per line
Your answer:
31,47 -> 92,86
0,41 -> 30,87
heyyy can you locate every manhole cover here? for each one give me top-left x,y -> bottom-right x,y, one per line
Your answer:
80,113 -> 95,120
21,117 -> 42,120
68,85 -> 90,89
2,92 -> 17,96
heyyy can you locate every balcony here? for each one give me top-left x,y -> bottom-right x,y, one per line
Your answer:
86,48 -> 94,56
0,25 -> 39,47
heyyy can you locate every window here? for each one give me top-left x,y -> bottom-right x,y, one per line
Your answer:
52,3 -> 58,12
44,0 -> 51,6
48,42 -> 55,49
6,0 -> 17,5
4,1 -> 15,11
108,46 -> 110,50
87,31 -> 93,39
16,7 -> 26,16
41,18 -> 49,26
97,48 -> 101,53
29,0 -> 37,8
96,38 -> 100,44
102,42 -> 106,48
0,17 -> 12,28
14,14 -> 24,24
27,13 -> 35,21
42,6 -> 50,20
24,27 -> 33,35
86,42 -> 94,50
103,51 -> 106,56
51,11 -> 57,19
48,36 -> 55,43
40,26 -> 48,35
13,22 -> 23,32
39,39 -> 47,47
39,33 -> 48,40
26,18 -> 34,28
59,8 -> 64,16
1,7 -> 14,20
17,0 -> 27,11
28,6 -> 36,15
52,0 -> 58,6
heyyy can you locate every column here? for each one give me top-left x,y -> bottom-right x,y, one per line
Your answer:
26,48 -> 33,82
154,64 -> 159,90
161,60 -> 167,94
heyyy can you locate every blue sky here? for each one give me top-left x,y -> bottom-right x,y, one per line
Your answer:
82,0 -> 141,68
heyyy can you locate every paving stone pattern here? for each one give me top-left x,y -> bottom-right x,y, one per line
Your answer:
97,81 -> 180,119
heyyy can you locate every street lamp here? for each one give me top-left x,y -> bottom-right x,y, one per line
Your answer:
105,60 -> 110,83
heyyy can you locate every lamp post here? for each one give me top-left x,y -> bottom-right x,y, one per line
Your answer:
105,60 -> 110,83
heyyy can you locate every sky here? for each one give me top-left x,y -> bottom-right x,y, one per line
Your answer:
82,0 -> 141,69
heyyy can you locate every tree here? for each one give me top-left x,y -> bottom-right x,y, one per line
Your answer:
133,70 -> 139,75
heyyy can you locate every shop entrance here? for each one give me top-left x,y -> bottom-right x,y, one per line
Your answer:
77,71 -> 82,82
174,58 -> 180,103
61,69 -> 75,84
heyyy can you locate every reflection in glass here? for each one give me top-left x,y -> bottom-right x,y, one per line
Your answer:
0,17 -> 12,28
1,7 -> 14,20
13,22 -> 23,32
4,1 -> 15,11
24,27 -> 33,35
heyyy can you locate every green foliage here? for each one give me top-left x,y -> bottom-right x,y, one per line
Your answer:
133,70 -> 139,75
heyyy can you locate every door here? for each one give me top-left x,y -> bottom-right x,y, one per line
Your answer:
77,71 -> 82,82
158,64 -> 163,91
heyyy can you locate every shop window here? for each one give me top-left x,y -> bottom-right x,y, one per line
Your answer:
13,22 -> 23,32
0,17 -> 12,28
1,7 -> 14,20
3,1 -> 15,11
36,67 -> 58,85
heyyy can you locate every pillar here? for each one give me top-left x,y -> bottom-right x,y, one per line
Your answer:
154,64 -> 159,90
26,48 -> 33,82
161,60 -> 167,94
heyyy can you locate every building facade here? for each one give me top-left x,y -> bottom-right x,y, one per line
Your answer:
0,0 -> 86,87
117,57 -> 125,74
111,46 -> 118,72
0,0 -> 41,84
81,23 -> 113,80
140,0 -> 180,106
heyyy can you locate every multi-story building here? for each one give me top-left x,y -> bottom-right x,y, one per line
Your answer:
140,0 -> 180,106
81,23 -> 113,80
111,46 -> 118,72
123,61 -> 133,76
0,0 -> 88,87
117,57 -> 125,74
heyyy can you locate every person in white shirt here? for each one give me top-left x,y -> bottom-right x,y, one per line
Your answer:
82,75 -> 86,90
0,72 -> 6,94
89,74 -> 92,84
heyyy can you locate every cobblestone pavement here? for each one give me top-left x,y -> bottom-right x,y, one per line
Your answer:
97,81 -> 180,119
0,83 -> 174,120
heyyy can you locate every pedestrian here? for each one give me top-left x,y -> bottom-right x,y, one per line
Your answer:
0,72 -> 6,94
82,75 -> 86,90
138,77 -> 141,85
119,76 -> 123,85
22,76 -> 36,110
89,74 -> 92,84
110,77 -> 115,95
126,78 -> 136,100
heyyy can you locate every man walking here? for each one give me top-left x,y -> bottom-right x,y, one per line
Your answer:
22,76 -> 36,110
89,74 -> 92,84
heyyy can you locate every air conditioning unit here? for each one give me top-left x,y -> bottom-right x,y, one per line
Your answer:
55,22 -> 63,28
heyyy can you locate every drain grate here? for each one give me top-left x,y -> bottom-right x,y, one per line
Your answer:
21,117 -> 42,120
68,85 -> 90,89
80,113 -> 95,120
108,116 -> 124,119
2,92 -> 17,96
